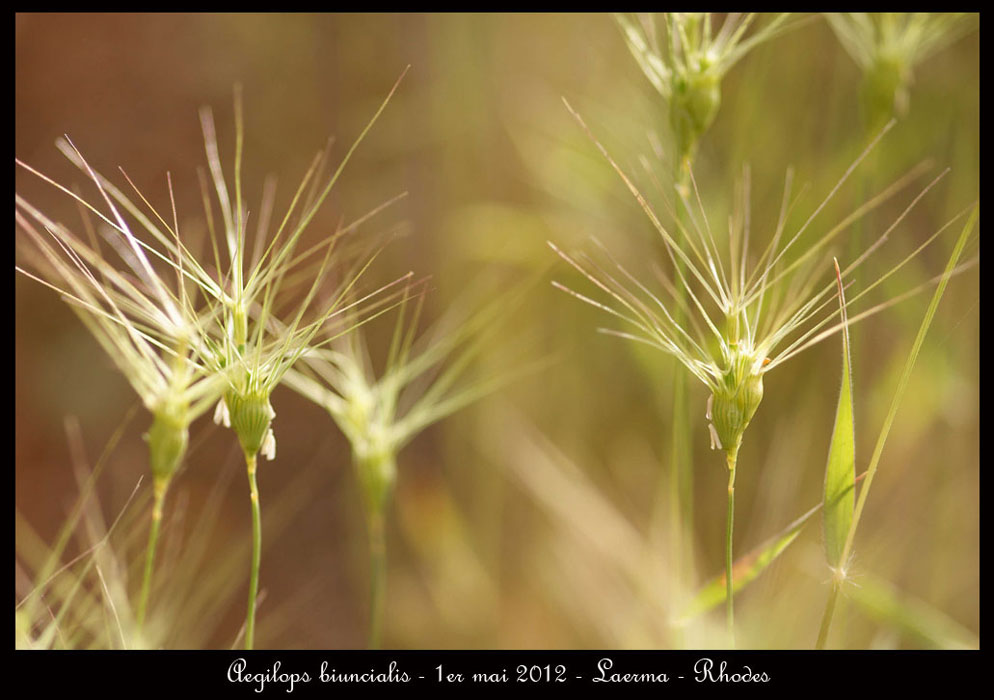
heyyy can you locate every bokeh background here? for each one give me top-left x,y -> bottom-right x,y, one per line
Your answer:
15,13 -> 979,649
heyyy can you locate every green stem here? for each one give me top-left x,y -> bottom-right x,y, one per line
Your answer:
670,372 -> 693,577
816,582 -> 840,649
136,478 -> 168,633
368,509 -> 386,650
671,157 -> 695,622
244,452 -> 261,650
725,449 -> 737,647
675,155 -> 692,200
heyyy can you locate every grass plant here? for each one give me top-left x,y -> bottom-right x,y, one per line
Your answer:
17,71 -> 412,649
550,101 -> 976,644
16,149 -> 228,636
285,282 -> 529,647
197,74 -> 409,648
14,14 -> 978,651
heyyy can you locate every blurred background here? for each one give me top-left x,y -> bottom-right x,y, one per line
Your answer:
15,13 -> 978,649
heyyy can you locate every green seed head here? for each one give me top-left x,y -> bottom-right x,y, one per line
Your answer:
862,51 -> 910,130
670,67 -> 721,171
223,388 -> 275,458
707,343 -> 765,460
146,406 -> 189,483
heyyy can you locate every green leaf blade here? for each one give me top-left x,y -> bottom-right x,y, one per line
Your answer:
839,203 -> 978,568
823,258 -> 856,570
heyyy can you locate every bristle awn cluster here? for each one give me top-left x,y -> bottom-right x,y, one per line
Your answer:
198,71 -> 409,650
551,90 -> 974,645
284,278 -> 530,648
16,68 -> 411,649
15,143 -> 228,641
615,13 -> 799,191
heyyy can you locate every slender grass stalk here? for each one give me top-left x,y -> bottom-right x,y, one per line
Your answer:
367,508 -> 386,650
681,471 -> 868,623
816,584 -> 840,649
244,452 -> 261,650
669,371 -> 692,597
667,160 -> 694,631
670,176 -> 693,551
724,450 -> 737,644
136,477 -> 167,631
351,448 -> 396,649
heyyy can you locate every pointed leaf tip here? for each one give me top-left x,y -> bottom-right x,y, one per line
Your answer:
823,255 -> 855,569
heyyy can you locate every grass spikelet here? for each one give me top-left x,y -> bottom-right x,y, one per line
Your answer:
615,12 -> 801,183
16,145 -> 229,634
825,13 -> 978,130
551,99 -> 976,645
285,278 -> 532,647
193,71 -> 410,650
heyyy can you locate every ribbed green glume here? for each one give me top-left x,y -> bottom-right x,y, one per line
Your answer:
225,389 -> 274,457
711,375 -> 763,453
671,69 -> 721,169
147,407 -> 189,482
708,346 -> 765,456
